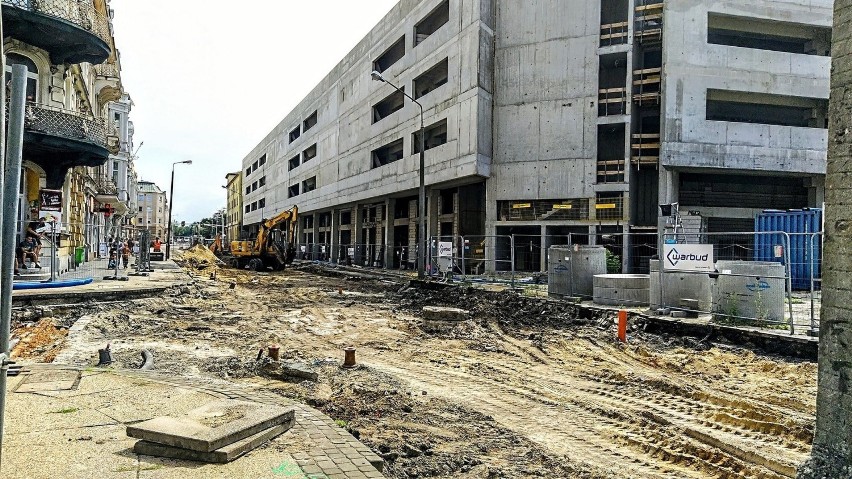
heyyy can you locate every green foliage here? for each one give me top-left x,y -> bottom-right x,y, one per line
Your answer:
605,249 -> 621,274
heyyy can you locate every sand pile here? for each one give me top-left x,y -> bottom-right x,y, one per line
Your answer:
179,245 -> 223,270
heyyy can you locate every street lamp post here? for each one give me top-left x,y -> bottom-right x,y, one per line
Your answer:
165,160 -> 192,260
371,71 -> 426,279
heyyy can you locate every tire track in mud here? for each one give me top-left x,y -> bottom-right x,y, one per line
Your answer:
365,327 -> 810,479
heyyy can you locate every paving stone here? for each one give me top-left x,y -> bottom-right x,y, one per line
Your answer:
126,399 -> 294,452
133,422 -> 288,463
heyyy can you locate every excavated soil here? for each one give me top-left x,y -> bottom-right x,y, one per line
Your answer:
20,256 -> 818,479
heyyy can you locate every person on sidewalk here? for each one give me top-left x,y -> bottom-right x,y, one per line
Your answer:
16,237 -> 40,270
121,240 -> 131,269
152,237 -> 162,253
26,216 -> 46,258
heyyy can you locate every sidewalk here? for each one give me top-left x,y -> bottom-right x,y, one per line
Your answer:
11,257 -> 191,305
2,365 -> 384,478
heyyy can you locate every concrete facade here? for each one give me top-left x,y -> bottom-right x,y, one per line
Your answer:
226,172 -> 243,242
137,181 -> 169,240
237,0 -> 831,273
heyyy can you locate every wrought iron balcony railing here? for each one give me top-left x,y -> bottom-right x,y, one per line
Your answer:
2,0 -> 111,45
23,101 -> 113,148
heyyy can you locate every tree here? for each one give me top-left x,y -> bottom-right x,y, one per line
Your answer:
799,1 -> 852,476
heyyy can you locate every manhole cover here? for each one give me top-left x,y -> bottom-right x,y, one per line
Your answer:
14,369 -> 81,393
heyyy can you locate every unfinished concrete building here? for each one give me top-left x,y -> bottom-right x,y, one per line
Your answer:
239,0 -> 831,273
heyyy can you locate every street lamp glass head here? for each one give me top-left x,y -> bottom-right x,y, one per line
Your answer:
370,71 -> 385,82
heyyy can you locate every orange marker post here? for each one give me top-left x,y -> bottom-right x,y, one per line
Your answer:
617,310 -> 628,343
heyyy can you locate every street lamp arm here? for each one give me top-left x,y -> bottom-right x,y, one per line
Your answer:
378,79 -> 423,119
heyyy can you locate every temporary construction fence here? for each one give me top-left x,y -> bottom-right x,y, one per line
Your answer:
11,221 -> 155,285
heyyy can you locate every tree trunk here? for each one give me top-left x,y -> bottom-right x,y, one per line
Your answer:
799,1 -> 852,477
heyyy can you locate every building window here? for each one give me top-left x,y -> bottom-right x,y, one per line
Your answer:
340,211 -> 351,225
414,0 -> 450,47
251,201 -> 257,212
372,88 -> 406,124
289,155 -> 300,171
259,198 -> 266,208
252,159 -> 259,172
302,176 -> 317,193
259,176 -> 266,187
373,36 -> 406,72
288,184 -> 300,198
413,118 -> 448,154
289,126 -> 301,143
5,53 -> 38,101
303,144 -> 317,163
245,167 -> 251,176
303,111 -> 318,132
414,58 -> 449,99
706,89 -> 828,128
707,13 -> 831,56
251,181 -> 258,192
246,186 -> 251,195
245,205 -> 250,214
371,139 -> 404,168
259,154 -> 266,166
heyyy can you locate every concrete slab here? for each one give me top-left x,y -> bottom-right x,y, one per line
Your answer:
134,421 -> 292,463
422,306 -> 469,321
126,400 -> 295,452
14,369 -> 80,393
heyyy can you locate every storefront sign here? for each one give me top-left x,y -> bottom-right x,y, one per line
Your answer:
39,189 -> 62,212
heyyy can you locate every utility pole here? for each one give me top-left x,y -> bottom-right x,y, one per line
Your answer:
0,65 -> 28,470
798,1 -> 852,476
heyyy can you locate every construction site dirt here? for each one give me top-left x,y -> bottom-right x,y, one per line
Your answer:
13,249 -> 817,479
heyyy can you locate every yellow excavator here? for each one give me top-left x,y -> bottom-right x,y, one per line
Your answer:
225,206 -> 298,271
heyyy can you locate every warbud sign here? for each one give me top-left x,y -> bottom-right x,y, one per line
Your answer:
663,244 -> 714,272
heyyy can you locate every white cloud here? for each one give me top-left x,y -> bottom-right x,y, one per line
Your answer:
111,0 -> 399,221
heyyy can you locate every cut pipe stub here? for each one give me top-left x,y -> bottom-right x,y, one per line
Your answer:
342,346 -> 357,368
268,345 -> 281,361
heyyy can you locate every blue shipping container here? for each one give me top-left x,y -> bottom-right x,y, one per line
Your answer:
754,209 -> 822,290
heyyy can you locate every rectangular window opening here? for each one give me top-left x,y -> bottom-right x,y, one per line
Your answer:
371,139 -> 405,168
707,13 -> 831,56
252,160 -> 259,171
372,88 -> 406,124
288,155 -> 300,171
303,110 -> 318,132
597,123 -> 626,183
259,176 -> 266,187
288,184 -> 300,198
259,154 -> 266,166
245,167 -> 251,176
258,198 -> 266,209
374,36 -> 406,73
706,89 -> 828,128
413,118 -> 448,154
302,176 -> 317,193
289,126 -> 301,143
414,58 -> 449,99
414,0 -> 450,46
302,144 -> 317,163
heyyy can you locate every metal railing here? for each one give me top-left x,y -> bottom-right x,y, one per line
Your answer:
92,174 -> 118,196
23,101 -> 109,147
2,0 -> 112,45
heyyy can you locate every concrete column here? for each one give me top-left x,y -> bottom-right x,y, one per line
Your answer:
798,2 -> 852,475
807,176 -> 826,208
330,208 -> 340,263
384,198 -> 395,268
621,224 -> 630,273
353,205 -> 364,265
428,189 -> 440,238
540,225 -> 548,272
588,226 -> 597,245
311,213 -> 320,260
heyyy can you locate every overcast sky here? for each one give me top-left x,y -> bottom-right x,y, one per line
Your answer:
110,0 -> 399,223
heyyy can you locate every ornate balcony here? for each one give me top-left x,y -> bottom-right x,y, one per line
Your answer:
13,102 -> 116,188
94,61 -> 120,79
2,0 -> 111,65
92,174 -> 120,205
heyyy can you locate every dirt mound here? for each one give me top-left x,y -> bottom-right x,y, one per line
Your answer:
177,245 -> 221,270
